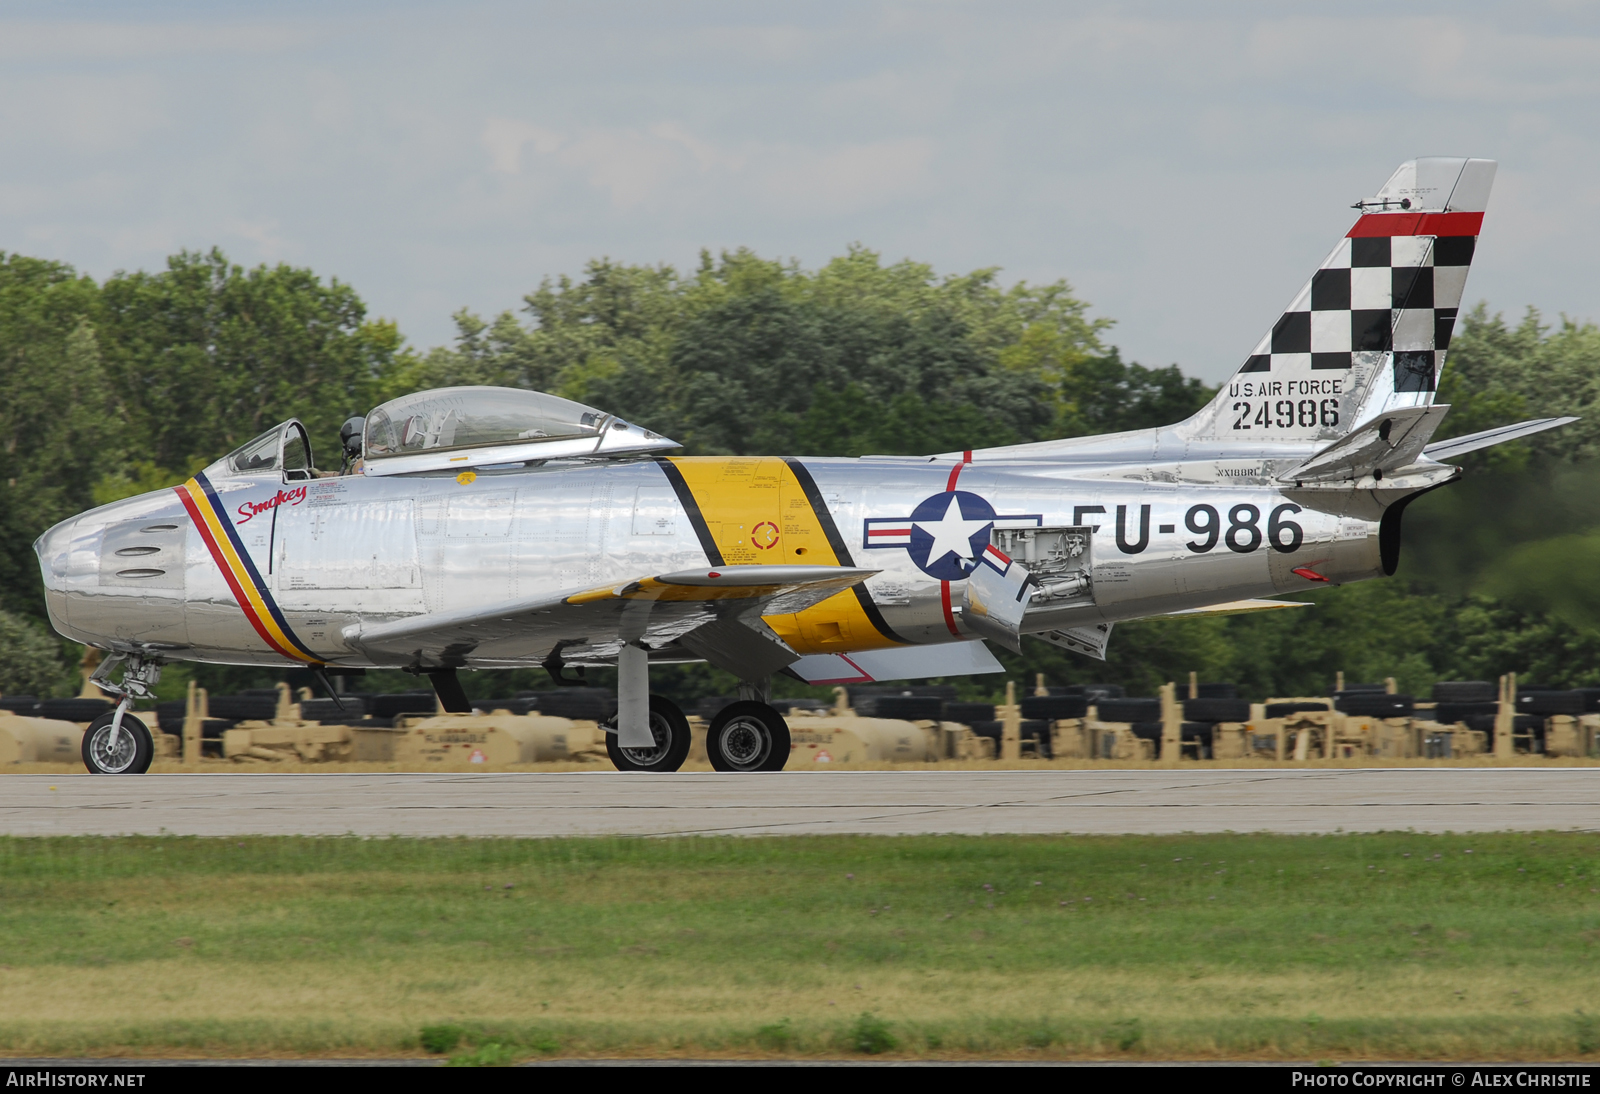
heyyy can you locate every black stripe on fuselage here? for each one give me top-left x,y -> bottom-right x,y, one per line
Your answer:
782,457 -> 911,646
653,457 -> 726,567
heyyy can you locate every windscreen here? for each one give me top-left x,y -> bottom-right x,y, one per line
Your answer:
226,426 -> 282,474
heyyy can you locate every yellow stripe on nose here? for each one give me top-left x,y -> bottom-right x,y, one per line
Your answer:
181,477 -> 320,664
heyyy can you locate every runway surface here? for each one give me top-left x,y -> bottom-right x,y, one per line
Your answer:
0,768 -> 1595,837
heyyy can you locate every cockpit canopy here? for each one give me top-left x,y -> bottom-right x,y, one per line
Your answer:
365,387 -> 602,456
359,386 -> 677,475
207,387 -> 678,482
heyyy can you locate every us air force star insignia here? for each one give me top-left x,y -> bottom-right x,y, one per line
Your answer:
916,494 -> 993,576
862,490 -> 1044,581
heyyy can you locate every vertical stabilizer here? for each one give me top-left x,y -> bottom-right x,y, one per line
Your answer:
1179,157 -> 1496,444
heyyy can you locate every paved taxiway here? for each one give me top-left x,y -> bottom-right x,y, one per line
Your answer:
0,768 -> 1595,837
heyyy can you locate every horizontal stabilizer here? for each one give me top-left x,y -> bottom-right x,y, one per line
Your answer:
1164,599 -> 1312,618
1276,405 -> 1450,484
787,640 -> 1003,686
1422,416 -> 1579,462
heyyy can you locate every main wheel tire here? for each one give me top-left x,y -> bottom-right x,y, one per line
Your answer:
706,701 -> 790,772
81,712 -> 154,775
605,695 -> 691,772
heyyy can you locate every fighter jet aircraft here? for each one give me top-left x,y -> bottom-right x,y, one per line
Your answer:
35,156 -> 1573,775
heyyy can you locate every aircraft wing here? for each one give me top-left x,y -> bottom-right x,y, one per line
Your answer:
343,565 -> 876,679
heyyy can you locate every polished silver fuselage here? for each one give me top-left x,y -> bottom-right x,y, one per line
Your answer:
35,425 -> 1405,671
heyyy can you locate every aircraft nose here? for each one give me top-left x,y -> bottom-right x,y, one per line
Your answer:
33,515 -> 84,635
33,516 -> 77,588
34,491 -> 192,646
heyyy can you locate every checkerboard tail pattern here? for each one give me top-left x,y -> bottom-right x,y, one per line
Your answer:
1180,158 -> 1497,445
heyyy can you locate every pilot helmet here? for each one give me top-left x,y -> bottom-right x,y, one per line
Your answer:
339,416 -> 366,460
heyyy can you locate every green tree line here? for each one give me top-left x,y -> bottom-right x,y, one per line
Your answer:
0,242 -> 1595,702
397,246 -> 1203,455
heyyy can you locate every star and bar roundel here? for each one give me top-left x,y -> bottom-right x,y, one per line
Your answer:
862,490 -> 1041,581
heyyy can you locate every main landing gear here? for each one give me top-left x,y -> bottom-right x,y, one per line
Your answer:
706,702 -> 790,772
601,645 -> 790,773
605,694 -> 693,772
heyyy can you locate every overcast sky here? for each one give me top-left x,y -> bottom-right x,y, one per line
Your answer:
4,1 -> 1599,382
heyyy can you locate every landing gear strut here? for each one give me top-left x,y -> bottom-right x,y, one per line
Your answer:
82,652 -> 161,775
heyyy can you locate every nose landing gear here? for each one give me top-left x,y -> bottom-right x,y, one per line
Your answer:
81,651 -> 161,775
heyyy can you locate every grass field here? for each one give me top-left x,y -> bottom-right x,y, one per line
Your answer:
0,832 -> 1597,1061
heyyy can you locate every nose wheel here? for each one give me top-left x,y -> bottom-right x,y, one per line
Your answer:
81,651 -> 161,774
81,712 -> 154,775
605,695 -> 692,772
707,701 -> 790,772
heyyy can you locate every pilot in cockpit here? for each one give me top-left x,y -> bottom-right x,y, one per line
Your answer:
338,416 -> 366,476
